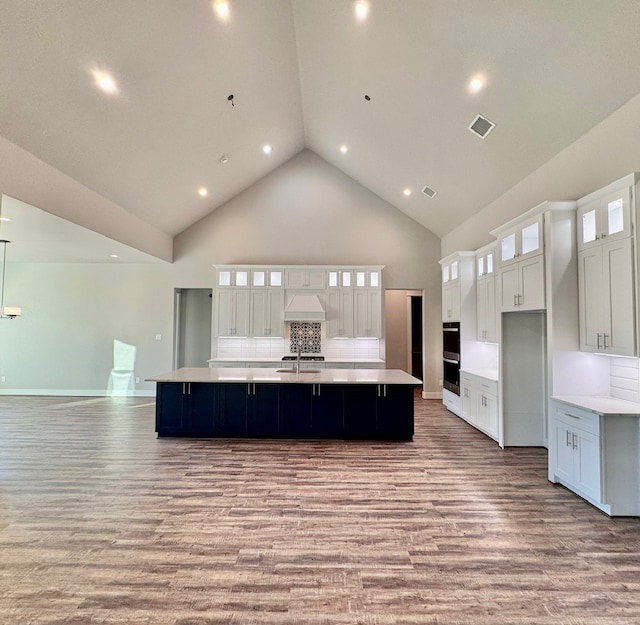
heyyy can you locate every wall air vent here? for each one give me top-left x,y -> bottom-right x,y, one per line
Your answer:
421,185 -> 437,198
468,114 -> 495,139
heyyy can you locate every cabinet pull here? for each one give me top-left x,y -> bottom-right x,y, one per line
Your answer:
563,413 -> 580,419
317,384 -> 321,397
596,333 -> 602,350
603,333 -> 609,349
513,294 -> 517,307
572,432 -> 578,450
518,294 -> 522,306
566,430 -> 571,447
182,383 -> 186,394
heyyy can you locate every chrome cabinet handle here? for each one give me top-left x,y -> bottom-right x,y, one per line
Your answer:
566,430 -> 571,446
603,333 -> 609,349
572,432 -> 578,450
596,333 -> 602,350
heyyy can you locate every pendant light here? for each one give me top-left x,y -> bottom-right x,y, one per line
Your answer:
0,239 -> 21,319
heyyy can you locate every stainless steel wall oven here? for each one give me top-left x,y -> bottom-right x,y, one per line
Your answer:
443,321 -> 460,395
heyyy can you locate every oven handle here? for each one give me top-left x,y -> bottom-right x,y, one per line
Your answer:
443,357 -> 460,365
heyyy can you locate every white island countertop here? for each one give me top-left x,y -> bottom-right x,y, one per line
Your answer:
148,367 -> 422,385
553,395 -> 640,416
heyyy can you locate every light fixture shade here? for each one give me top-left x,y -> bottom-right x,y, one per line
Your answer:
0,305 -> 21,318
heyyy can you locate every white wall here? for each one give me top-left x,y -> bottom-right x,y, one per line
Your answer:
0,150 -> 442,395
442,91 -> 640,255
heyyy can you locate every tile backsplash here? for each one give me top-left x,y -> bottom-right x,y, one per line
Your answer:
216,326 -> 381,361
290,322 -> 321,353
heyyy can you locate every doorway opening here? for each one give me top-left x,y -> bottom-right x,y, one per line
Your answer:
173,288 -> 213,369
384,289 -> 423,379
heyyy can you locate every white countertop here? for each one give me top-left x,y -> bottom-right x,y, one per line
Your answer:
460,368 -> 499,382
553,395 -> 640,416
148,367 -> 421,385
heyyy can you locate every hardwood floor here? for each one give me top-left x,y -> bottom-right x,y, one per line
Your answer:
1,393 -> 639,624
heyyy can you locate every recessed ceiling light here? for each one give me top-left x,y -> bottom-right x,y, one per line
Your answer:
355,0 -> 370,21
468,75 -> 486,94
262,144 -> 273,155
91,69 -> 118,95
340,145 -> 348,154
212,0 -> 230,20
220,154 -> 229,164
198,187 -> 209,197
403,188 -> 412,197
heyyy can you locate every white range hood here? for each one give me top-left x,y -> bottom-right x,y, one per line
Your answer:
284,294 -> 326,321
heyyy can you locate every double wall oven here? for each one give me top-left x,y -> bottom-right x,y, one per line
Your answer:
443,321 -> 460,395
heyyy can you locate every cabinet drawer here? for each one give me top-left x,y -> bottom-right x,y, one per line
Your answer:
478,379 -> 497,396
554,401 -> 600,436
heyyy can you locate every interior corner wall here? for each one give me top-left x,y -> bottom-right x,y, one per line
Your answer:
442,91 -> 640,255
174,149 -> 442,394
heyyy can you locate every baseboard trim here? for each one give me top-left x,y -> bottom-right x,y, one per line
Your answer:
0,389 -> 156,397
422,391 -> 442,400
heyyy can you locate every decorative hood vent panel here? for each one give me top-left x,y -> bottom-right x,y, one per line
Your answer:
284,294 -> 326,321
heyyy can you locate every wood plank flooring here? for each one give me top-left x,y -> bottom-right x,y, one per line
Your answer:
1,393 -> 640,624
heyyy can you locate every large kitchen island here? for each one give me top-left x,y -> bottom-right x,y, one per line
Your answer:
148,367 -> 421,440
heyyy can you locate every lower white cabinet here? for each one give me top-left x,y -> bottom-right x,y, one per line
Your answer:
461,372 -> 498,440
549,399 -> 640,516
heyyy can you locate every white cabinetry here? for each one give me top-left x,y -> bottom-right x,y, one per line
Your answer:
578,238 -> 635,356
576,178 -> 637,357
285,268 -> 326,289
215,289 -> 250,337
439,252 -> 475,322
326,289 -> 354,338
577,186 -> 631,251
354,289 -> 382,338
475,244 -> 497,342
250,289 -> 284,337
461,372 -> 498,441
494,214 -> 545,312
549,399 -> 640,516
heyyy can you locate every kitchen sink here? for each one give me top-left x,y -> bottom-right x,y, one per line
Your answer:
275,368 -> 322,373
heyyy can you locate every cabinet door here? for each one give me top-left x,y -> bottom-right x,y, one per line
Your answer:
307,269 -> 326,289
477,277 -> 497,342
461,381 -> 476,422
216,384 -> 248,435
552,421 -> 574,484
578,188 -> 631,251
354,290 -> 382,337
233,290 -> 251,337
250,290 -> 269,337
189,383 -> 216,434
574,429 -> 601,501
267,290 -> 284,338
498,265 -> 519,312
326,289 -> 354,338
442,282 -> 460,321
578,247 -> 604,352
216,290 -> 234,336
519,255 -> 545,310
278,384 -> 313,437
247,384 -> 280,436
477,392 -> 498,438
311,384 -> 344,437
602,238 -> 636,356
343,385 -> 378,438
156,383 -> 188,433
376,385 -> 414,440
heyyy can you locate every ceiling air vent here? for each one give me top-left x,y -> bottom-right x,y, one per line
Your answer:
421,185 -> 437,199
468,114 -> 495,139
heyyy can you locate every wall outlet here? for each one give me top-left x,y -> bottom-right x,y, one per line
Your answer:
438,379 -> 443,387
0,376 -> 5,383
155,334 -> 162,341
135,377 -> 140,384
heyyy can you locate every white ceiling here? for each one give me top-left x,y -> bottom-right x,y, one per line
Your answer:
2,0 -> 640,258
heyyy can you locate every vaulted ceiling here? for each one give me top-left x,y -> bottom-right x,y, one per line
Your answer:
2,0 -> 640,260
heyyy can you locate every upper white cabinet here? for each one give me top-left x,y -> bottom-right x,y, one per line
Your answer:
576,176 -> 638,357
577,187 -> 631,252
492,212 -> 546,312
475,244 -> 498,342
285,268 -> 326,289
498,214 -> 543,266
326,289 -> 354,338
354,289 -> 382,338
251,269 -> 283,288
440,254 -> 461,321
215,289 -> 250,337
217,268 -> 249,288
250,289 -> 284,338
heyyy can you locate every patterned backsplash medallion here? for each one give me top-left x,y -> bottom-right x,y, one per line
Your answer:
290,322 -> 321,354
